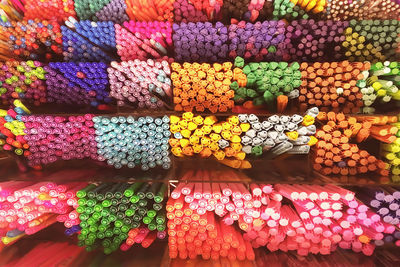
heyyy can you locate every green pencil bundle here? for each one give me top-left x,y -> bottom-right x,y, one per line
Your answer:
231,56 -> 301,111
74,182 -> 167,254
357,61 -> 400,114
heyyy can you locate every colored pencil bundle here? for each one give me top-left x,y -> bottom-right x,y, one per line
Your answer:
299,61 -> 369,113
23,0 -> 76,23
125,0 -> 175,22
357,62 -> 400,113
325,0 -> 400,20
0,61 -> 47,106
167,181 -> 256,260
227,21 -> 286,61
173,0 -> 223,23
251,184 -> 394,256
93,115 -> 171,170
22,114 -> 99,167
342,20 -> 400,62
74,0 -> 112,20
0,181 -> 85,246
357,186 -> 400,226
171,61 -> 235,113
381,121 -> 400,179
107,59 -> 172,108
231,57 -> 301,110
239,109 -> 318,158
95,0 -> 129,24
171,170 -> 253,224
0,20 -> 63,61
74,182 -> 167,253
172,22 -> 229,62
0,100 -> 30,158
61,19 -> 115,62
313,112 -> 391,176
116,21 -> 172,61
115,21 -> 172,61
44,62 -> 111,108
272,0 -> 311,20
169,112 -> 250,169
284,20 -> 348,62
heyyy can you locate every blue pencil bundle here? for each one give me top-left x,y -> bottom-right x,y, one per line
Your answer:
61,19 -> 115,62
44,62 -> 111,108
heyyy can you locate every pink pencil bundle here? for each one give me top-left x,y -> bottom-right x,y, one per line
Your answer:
171,170 -> 253,224
241,184 -> 394,256
115,22 -> 173,62
21,115 -> 99,168
107,59 -> 172,108
0,181 -> 86,245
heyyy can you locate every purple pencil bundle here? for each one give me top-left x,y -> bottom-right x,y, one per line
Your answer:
172,21 -> 229,62
228,20 -> 286,61
284,20 -> 348,62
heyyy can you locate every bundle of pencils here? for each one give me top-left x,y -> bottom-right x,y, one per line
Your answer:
173,0 -> 223,23
227,22 -> 286,61
74,182 -> 167,253
0,100 -> 30,159
74,0 -> 112,20
171,62 -> 235,113
342,20 -> 400,62
172,22 -> 229,62
313,112 -> 392,176
0,61 -> 47,106
23,0 -> 76,23
107,59 -> 172,108
0,181 -> 85,246
22,114 -> 99,168
167,179 -> 256,260
231,57 -> 301,110
239,109 -> 318,158
325,0 -> 400,20
357,62 -> 400,113
115,21 -> 172,61
95,0 -> 129,24
125,0 -> 175,22
288,0 -> 326,16
0,20 -> 63,61
380,120 -> 400,180
44,62 -> 111,109
357,186 -> 400,226
169,112 -> 250,169
93,115 -> 171,170
299,61 -> 369,113
284,20 -> 348,62
170,169 -> 254,225
61,18 -> 115,62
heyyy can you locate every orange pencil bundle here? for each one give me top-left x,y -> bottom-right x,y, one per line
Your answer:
125,0 -> 175,22
171,62 -> 235,113
299,61 -> 370,113
23,0 -> 76,23
313,112 -> 389,177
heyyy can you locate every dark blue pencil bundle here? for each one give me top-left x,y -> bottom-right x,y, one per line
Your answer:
61,21 -> 115,62
44,62 -> 111,108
